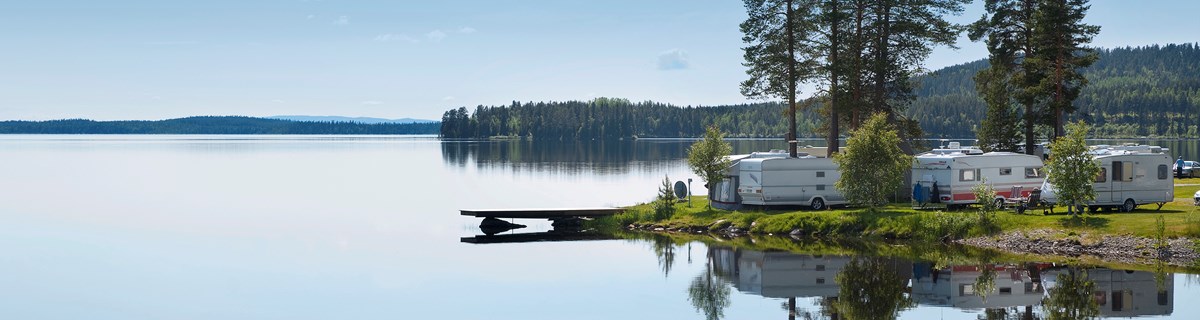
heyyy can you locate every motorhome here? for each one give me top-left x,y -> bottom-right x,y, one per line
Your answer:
911,142 -> 1046,209
1041,146 -> 1173,212
710,148 -> 846,210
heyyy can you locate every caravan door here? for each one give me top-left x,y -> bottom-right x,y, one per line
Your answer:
1094,164 -> 1112,204
1111,160 -> 1135,203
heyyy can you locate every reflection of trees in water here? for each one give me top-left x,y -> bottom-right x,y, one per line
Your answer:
833,257 -> 915,320
975,264 -> 998,303
780,297 -> 834,320
689,260 -> 732,320
650,235 -> 677,278
439,140 -> 793,175
1042,268 -> 1099,320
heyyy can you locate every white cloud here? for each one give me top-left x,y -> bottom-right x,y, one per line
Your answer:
426,30 -> 447,42
457,26 -> 477,34
374,34 -> 420,43
657,49 -> 689,70
333,15 -> 350,25
306,14 -> 316,20
442,96 -> 456,101
361,100 -> 383,105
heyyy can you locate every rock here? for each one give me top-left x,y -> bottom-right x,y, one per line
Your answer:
790,229 -> 803,236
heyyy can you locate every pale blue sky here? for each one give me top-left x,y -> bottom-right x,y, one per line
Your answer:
1,0 -> 1196,121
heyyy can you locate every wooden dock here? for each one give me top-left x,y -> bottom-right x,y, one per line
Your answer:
459,207 -> 624,219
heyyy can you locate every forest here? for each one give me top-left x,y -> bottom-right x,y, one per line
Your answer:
0,116 -> 440,134
442,44 -> 1200,139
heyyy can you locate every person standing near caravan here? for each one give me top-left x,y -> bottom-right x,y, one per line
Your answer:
1178,156 -> 1185,178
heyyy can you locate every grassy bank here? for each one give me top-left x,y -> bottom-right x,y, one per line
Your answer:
595,184 -> 1200,242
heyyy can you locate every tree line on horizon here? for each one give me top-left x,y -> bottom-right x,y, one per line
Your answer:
440,43 -> 1200,140
0,116 -> 440,134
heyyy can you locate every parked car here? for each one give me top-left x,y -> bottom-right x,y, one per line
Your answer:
1173,160 -> 1198,178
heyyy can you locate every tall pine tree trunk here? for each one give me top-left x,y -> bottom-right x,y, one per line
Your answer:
787,0 -> 799,157
828,0 -> 841,155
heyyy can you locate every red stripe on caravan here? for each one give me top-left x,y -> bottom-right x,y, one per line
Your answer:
952,193 -> 975,201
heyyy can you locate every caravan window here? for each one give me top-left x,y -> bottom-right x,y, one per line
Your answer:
999,167 -> 1012,176
1113,161 -> 1134,181
1159,164 -> 1169,180
1096,167 -> 1107,183
816,171 -> 825,178
960,169 -> 979,182
1025,167 -> 1044,178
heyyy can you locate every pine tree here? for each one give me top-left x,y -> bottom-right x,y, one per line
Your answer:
740,0 -> 820,157
1030,0 -> 1100,138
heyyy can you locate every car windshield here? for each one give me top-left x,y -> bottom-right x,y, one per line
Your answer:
1187,161 -> 1198,166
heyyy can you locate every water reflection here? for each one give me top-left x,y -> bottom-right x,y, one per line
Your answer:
441,139 -> 1200,175
702,246 -> 1175,319
439,140 -> 795,174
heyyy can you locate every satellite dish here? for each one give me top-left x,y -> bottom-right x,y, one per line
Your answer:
674,181 -> 688,199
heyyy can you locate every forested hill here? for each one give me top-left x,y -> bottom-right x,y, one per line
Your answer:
440,99 -> 815,139
0,116 -> 440,134
442,44 -> 1200,139
910,43 -> 1200,138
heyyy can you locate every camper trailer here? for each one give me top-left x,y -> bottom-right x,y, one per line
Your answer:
912,142 -> 1046,209
1041,146 -> 1173,212
710,149 -> 846,210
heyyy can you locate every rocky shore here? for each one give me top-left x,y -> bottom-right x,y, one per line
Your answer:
958,229 -> 1200,267
628,221 -> 1200,267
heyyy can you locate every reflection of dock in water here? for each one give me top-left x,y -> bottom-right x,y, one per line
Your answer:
460,231 -> 615,244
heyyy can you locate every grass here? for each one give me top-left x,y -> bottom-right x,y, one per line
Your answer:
596,184 -> 1200,241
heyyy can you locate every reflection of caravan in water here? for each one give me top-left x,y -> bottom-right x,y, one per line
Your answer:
912,263 -> 1050,309
1082,268 -> 1173,317
1041,145 -> 1173,212
708,247 -> 911,299
911,142 -> 1046,209
710,149 -> 846,210
709,247 -> 852,298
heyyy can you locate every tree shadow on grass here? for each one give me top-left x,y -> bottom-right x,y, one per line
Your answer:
1057,215 -> 1111,229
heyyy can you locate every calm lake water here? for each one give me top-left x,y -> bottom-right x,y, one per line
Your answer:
2,135 -> 1199,319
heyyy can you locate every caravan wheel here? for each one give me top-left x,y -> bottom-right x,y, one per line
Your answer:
811,198 -> 826,211
1121,199 -> 1137,212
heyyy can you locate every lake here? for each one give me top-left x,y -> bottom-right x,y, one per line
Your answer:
2,135 -> 1198,319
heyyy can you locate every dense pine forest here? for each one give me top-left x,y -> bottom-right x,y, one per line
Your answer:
0,116 -> 440,134
442,44 -> 1200,139
440,98 -> 818,139
911,43 -> 1200,138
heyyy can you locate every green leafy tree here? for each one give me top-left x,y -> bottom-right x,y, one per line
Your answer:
1045,121 -> 1100,216
687,125 -> 733,208
834,112 -> 912,208
972,180 -> 1000,232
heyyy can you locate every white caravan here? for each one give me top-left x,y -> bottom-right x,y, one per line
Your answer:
1041,146 -> 1173,212
911,142 -> 1046,209
710,149 -> 846,210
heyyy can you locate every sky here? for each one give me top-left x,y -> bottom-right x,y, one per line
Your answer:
1,0 -> 1197,121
